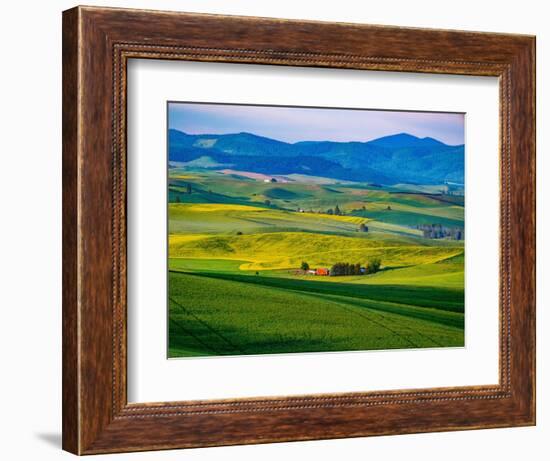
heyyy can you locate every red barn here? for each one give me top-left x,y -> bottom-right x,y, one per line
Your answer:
315,268 -> 330,276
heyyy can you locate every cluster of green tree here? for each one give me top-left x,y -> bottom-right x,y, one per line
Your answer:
417,223 -> 463,240
326,204 -> 343,215
364,258 -> 382,274
330,258 -> 381,276
331,262 -> 362,276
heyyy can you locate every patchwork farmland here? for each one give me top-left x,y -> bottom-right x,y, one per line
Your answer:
168,168 -> 465,357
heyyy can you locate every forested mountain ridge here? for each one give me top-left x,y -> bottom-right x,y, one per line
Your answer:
168,129 -> 464,185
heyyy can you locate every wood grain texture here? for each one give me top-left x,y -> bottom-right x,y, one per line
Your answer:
62,5 -> 536,455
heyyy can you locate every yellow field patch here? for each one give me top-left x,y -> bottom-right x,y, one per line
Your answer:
169,202 -> 369,224
169,234 -> 209,243
169,231 -> 463,271
171,203 -> 262,213
297,212 -> 369,225
169,174 -> 200,180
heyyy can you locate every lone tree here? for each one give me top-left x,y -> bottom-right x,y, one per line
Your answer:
359,223 -> 368,233
174,195 -> 181,203
365,258 -> 382,274
334,204 -> 342,216
386,205 -> 392,211
300,261 -> 310,271
264,199 -> 271,206
186,183 -> 192,194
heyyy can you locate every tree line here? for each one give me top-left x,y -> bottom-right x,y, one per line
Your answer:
330,258 -> 381,276
417,223 -> 463,240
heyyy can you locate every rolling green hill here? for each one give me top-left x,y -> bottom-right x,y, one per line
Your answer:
169,171 -> 463,229
169,271 -> 464,357
167,166 -> 464,357
169,230 -> 462,271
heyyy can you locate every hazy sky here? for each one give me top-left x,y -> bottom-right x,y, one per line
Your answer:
168,102 -> 465,146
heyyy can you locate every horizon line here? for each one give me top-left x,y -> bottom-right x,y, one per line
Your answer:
168,128 -> 465,148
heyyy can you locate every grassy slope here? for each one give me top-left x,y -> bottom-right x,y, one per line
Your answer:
168,202 -> 378,235
169,229 -> 463,271
168,254 -> 464,290
169,271 -> 464,357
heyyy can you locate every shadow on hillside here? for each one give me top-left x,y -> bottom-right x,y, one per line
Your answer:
169,269 -> 464,313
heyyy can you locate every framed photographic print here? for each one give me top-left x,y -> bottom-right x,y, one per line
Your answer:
62,6 -> 535,455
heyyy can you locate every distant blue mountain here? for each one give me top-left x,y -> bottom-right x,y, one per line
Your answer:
168,129 -> 464,185
367,132 -> 445,149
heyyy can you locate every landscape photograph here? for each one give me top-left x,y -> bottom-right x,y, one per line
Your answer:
167,102 -> 465,358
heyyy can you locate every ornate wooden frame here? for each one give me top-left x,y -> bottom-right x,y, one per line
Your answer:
62,5 -> 536,455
